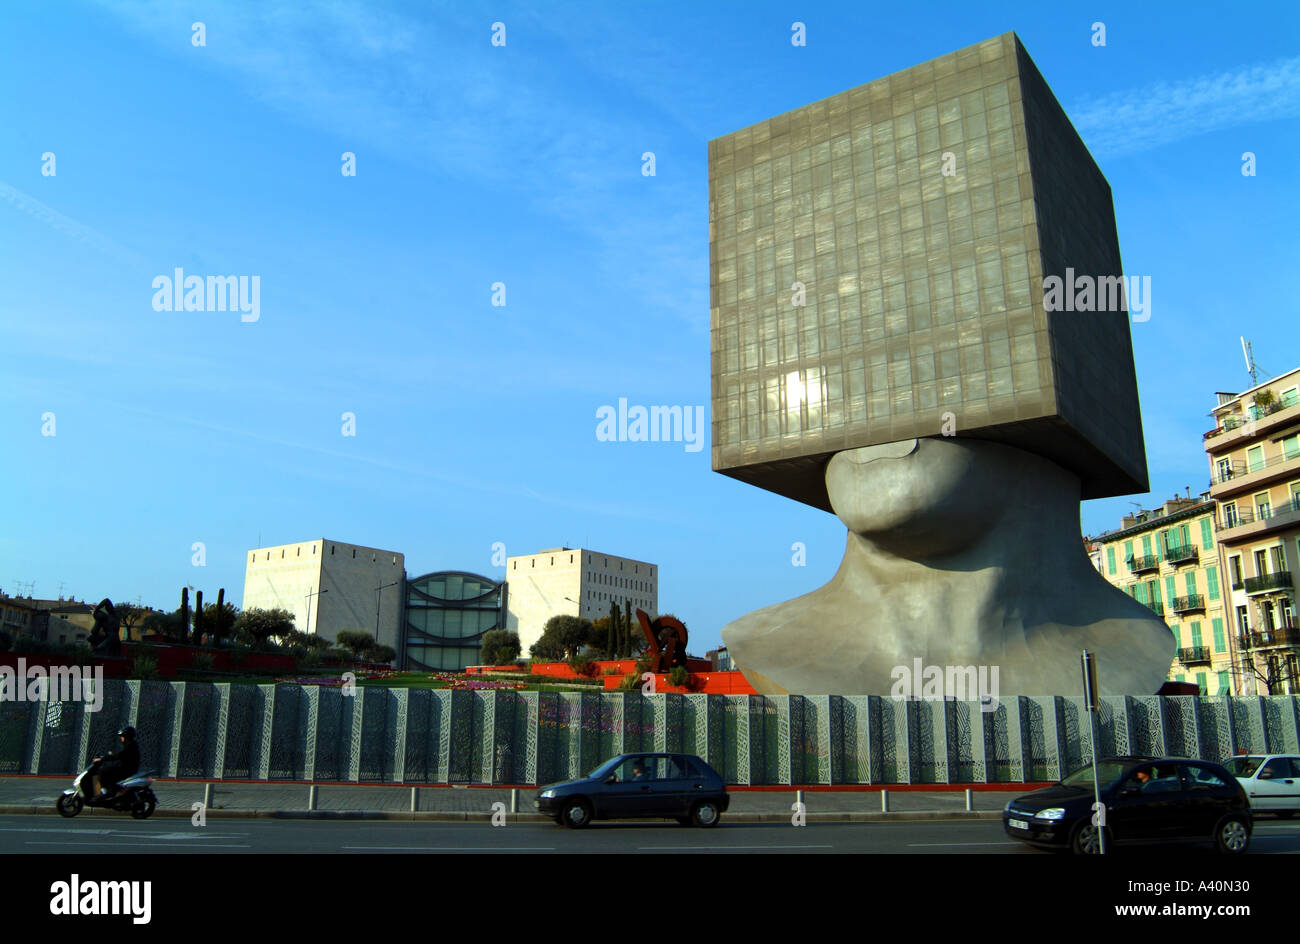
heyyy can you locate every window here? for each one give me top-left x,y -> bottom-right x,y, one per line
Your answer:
1190,622 -> 1203,648
1212,618 -> 1226,652
1182,764 -> 1228,790
1107,547 -> 1116,575
1184,572 -> 1197,596
1206,566 -> 1219,600
1237,604 -> 1250,633
1165,575 -> 1177,602
1282,387 -> 1299,408
1284,436 -> 1300,460
1223,502 -> 1239,528
1217,670 -> 1230,694
1255,492 -> 1271,519
1247,444 -> 1264,472
1216,457 -> 1234,481
1200,518 -> 1213,550
1230,555 -> 1243,589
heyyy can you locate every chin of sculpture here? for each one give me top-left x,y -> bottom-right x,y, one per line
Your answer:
722,437 -> 1175,697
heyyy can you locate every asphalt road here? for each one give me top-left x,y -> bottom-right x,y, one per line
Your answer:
2,815 -> 1299,854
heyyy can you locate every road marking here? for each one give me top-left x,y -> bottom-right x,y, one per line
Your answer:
340,852 -> 553,858
26,841 -> 251,848
907,841 -> 1020,847
0,827 -> 116,835
637,844 -> 834,850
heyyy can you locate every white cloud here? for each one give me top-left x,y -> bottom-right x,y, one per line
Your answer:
95,0 -> 708,329
1071,54 -> 1300,158
0,181 -> 145,266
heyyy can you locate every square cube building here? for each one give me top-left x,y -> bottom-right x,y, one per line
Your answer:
709,32 -> 1148,512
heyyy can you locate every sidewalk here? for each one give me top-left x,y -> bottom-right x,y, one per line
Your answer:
0,775 -> 1024,822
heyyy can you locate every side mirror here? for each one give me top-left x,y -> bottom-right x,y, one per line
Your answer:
605,774 -> 617,784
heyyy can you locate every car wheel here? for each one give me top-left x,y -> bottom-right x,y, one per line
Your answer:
561,798 -> 591,829
1070,821 -> 1110,855
690,800 -> 721,828
1215,817 -> 1250,854
56,794 -> 83,818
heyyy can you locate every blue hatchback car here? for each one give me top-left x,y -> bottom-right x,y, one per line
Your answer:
535,752 -> 729,828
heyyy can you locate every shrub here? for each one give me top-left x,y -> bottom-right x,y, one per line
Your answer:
617,672 -> 641,692
191,652 -> 216,672
667,665 -> 691,688
602,666 -> 619,676
227,649 -> 248,667
569,655 -> 594,677
130,656 -> 159,680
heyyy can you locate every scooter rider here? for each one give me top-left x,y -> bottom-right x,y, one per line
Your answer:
91,727 -> 140,798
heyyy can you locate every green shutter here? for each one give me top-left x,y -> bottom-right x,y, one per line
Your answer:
1206,566 -> 1219,600
1107,546 -> 1116,575
1184,572 -> 1197,596
1200,518 -> 1213,550
1135,583 -> 1148,604
1170,624 -> 1180,647
1212,618 -> 1226,653
1191,622 -> 1203,648
1196,672 -> 1207,694
1165,575 -> 1177,602
1142,535 -> 1153,557
1217,671 -> 1230,695
1124,540 -> 1134,563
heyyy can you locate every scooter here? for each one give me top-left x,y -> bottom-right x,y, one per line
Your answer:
56,761 -> 158,819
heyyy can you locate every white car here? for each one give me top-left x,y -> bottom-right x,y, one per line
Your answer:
1224,755 -> 1300,817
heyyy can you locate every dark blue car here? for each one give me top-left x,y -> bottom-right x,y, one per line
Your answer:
535,752 -> 729,828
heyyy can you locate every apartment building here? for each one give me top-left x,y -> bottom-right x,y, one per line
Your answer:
1204,366 -> 1300,695
1094,495 -> 1231,694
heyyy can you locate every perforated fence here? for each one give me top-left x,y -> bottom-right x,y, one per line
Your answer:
2,681 -> 1297,785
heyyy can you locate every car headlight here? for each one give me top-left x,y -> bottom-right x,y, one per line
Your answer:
1034,807 -> 1066,821
538,789 -> 556,799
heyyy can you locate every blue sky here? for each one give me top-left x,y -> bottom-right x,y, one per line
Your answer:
1,0 -> 1297,653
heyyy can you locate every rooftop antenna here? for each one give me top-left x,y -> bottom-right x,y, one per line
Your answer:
1241,337 -> 1258,388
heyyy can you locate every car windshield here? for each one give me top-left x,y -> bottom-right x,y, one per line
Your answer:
1223,756 -> 1264,777
586,756 -> 627,779
1061,761 -> 1130,790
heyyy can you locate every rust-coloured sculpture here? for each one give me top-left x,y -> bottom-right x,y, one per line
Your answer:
635,609 -> 688,673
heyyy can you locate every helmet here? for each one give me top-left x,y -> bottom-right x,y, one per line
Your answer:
118,726 -> 136,741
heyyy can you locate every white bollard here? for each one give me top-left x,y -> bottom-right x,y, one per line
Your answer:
965,788 -> 973,811
308,784 -> 317,811
881,789 -> 889,813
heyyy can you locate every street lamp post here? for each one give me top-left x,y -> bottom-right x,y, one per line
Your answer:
374,581 -> 400,641
304,587 -> 328,635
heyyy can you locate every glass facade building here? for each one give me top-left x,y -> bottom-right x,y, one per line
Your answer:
709,32 -> 1147,512
402,572 -> 507,671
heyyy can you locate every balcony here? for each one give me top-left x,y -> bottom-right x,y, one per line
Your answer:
1218,501 -> 1300,544
1164,544 -> 1199,566
1178,646 -> 1212,664
1144,600 -> 1165,617
1128,554 -> 1160,574
1170,594 -> 1206,614
1245,627 -> 1300,649
1244,572 -> 1294,595
1204,398 -> 1300,445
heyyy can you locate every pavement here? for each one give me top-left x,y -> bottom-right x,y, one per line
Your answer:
0,775 -> 1025,822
